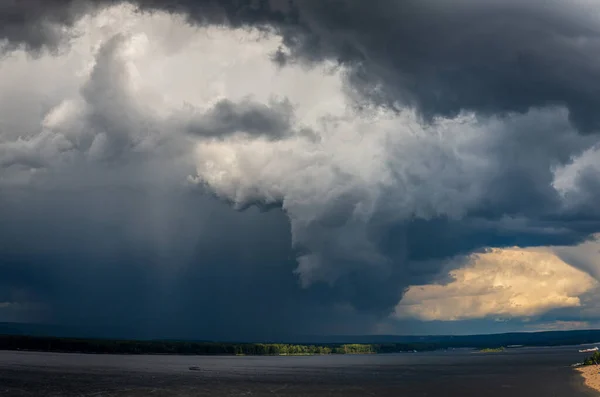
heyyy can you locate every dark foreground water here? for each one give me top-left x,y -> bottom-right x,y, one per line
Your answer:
0,346 -> 596,396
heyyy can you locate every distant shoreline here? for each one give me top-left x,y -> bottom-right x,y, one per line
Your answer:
0,335 -> 403,356
1,333 -> 600,357
474,347 -> 506,353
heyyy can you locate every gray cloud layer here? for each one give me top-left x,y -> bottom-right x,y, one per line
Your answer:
186,98 -> 295,139
1,1 -> 600,337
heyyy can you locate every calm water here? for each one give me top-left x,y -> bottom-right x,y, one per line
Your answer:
0,346 -> 595,396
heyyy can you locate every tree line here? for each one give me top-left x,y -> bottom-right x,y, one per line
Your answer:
0,335 -> 435,355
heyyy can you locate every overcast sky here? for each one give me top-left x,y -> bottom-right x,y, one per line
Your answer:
2,0 -> 600,339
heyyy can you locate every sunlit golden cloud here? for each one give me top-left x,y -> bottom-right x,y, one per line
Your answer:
395,246 -> 598,321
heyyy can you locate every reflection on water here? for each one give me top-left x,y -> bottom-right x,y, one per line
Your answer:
0,346 -> 595,396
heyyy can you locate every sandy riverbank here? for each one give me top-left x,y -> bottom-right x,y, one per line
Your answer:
576,366 -> 600,394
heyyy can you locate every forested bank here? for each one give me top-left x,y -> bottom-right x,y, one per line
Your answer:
0,335 -> 420,355
2,332 -> 600,356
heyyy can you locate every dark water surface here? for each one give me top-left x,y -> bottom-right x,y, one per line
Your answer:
0,346 -> 596,396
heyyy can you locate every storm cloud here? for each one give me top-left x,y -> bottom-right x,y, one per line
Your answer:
1,0 -> 600,338
6,1 -> 600,131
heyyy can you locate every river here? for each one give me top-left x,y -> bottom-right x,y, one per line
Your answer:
0,345 -> 595,396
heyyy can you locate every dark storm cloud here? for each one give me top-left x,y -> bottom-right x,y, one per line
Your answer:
0,0 -> 87,52
2,0 -> 600,336
0,0 -> 294,52
281,0 -> 600,133
40,0 -> 600,133
8,0 -> 600,132
186,98 -> 294,139
0,186 -> 379,339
